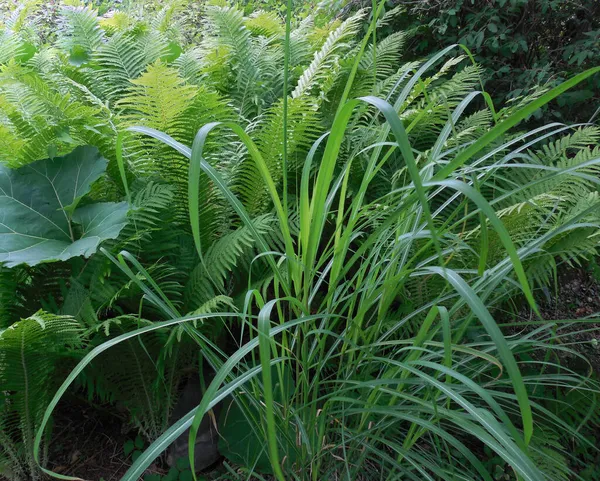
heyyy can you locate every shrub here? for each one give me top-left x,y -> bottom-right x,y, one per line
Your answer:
338,0 -> 600,123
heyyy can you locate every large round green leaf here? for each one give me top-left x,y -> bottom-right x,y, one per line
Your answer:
0,146 -> 130,267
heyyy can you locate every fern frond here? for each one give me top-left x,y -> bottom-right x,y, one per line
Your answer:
114,180 -> 177,254
0,267 -> 20,329
184,214 -> 275,312
360,31 -> 406,81
57,5 -> 104,63
189,294 -> 236,315
292,10 -> 366,99
0,29 -> 25,64
2,2 -> 36,33
245,10 -> 283,38
92,30 -> 170,101
236,96 -> 320,214
60,279 -> 98,327
376,4 -> 404,28
120,62 -> 235,235
288,15 -> 314,68
495,132 -> 600,209
533,126 -> 600,163
117,60 -> 196,132
498,84 -> 551,119
0,2 -> 40,65
201,5 -> 286,116
99,10 -> 138,34
0,61 -> 107,165
174,296 -> 237,355
0,311 -> 83,481
173,47 -> 204,84
151,2 -> 185,41
402,63 -> 485,149
87,315 -> 183,440
25,47 -> 59,78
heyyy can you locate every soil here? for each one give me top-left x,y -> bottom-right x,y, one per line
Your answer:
46,397 -> 235,481
505,265 -> 600,373
47,397 -> 156,481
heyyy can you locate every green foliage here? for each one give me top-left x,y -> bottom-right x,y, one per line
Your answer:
0,2 -> 598,481
292,10 -> 365,100
237,98 -> 320,214
0,59 -> 112,166
85,316 -> 193,440
0,146 -> 130,267
218,365 -> 295,473
59,5 -> 105,65
0,311 -> 84,481
388,0 -> 600,122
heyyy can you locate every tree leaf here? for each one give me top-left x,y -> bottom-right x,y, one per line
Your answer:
0,146 -> 130,267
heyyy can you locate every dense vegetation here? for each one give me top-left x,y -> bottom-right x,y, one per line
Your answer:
366,0 -> 600,123
0,1 -> 599,480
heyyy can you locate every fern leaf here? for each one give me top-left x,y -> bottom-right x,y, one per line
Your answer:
92,31 -> 170,101
236,96 -> 320,214
184,214 -> 275,312
0,311 -> 83,481
292,10 -> 365,99
245,10 -> 284,38
58,6 -> 104,63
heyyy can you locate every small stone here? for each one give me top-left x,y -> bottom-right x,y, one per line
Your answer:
167,375 -> 222,472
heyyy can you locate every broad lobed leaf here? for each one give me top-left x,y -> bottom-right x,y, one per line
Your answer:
0,146 -> 130,267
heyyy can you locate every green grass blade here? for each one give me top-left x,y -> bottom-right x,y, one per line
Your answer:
420,267 -> 534,445
258,300 -> 285,481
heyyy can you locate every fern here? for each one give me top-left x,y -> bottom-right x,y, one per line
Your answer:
57,5 -> 104,64
292,10 -> 365,99
360,31 -> 406,82
82,180 -> 183,313
0,312 -> 84,481
91,30 -> 170,101
60,278 -> 99,328
202,6 -> 262,116
405,63 -> 485,150
117,60 -> 196,132
0,267 -> 21,329
245,10 -> 284,38
460,126 -> 600,289
0,29 -> 26,65
25,47 -> 60,79
151,2 -> 186,41
189,295 -> 236,316
86,316 -> 188,440
119,60 -> 236,234
0,60 -> 111,166
288,15 -> 315,69
184,214 -> 276,312
173,47 -> 204,84
164,295 -> 236,352
236,96 -> 320,214
99,10 -> 137,35
0,2 -> 39,65
533,126 -> 600,163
